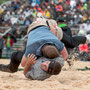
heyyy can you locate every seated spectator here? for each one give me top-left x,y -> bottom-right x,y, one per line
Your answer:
0,35 -> 4,59
0,15 -> 4,26
79,43 -> 88,61
24,17 -> 31,26
85,21 -> 90,34
17,17 -> 24,26
43,9 -> 50,19
0,6 -> 4,14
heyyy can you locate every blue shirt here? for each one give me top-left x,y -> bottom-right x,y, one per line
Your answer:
25,26 -> 64,58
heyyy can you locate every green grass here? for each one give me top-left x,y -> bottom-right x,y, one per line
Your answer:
77,67 -> 90,71
0,0 -> 10,4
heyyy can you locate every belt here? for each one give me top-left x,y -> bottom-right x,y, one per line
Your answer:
28,25 -> 46,34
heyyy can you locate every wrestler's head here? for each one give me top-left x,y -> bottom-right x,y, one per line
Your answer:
41,44 -> 60,59
41,60 -> 62,75
41,44 -> 62,75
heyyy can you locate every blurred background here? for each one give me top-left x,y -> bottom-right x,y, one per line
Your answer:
0,0 -> 90,60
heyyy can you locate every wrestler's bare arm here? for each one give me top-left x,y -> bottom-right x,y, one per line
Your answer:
21,54 -> 27,67
24,54 -> 37,75
60,47 -> 68,60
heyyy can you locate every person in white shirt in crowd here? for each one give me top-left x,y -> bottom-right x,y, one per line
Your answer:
4,11 -> 10,24
80,0 -> 86,3
70,0 -> 76,9
10,12 -> 18,25
85,21 -> 90,34
23,7 -> 33,18
79,19 -> 87,36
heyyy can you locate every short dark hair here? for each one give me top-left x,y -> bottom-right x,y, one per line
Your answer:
56,17 -> 64,23
41,45 -> 60,59
47,60 -> 61,75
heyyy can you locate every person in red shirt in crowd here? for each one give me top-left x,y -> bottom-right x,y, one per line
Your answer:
15,0 -> 18,3
35,4 -> 39,11
55,3 -> 63,17
38,8 -> 43,14
66,0 -> 70,5
79,43 -> 88,53
55,3 -> 63,12
79,43 -> 89,61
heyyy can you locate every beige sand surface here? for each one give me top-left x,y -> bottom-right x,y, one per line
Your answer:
0,59 -> 90,90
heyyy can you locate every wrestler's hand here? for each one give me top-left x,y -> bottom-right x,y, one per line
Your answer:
27,54 -> 37,65
24,54 -> 37,75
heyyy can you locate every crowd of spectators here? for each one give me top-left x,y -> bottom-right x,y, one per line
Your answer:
0,0 -> 89,28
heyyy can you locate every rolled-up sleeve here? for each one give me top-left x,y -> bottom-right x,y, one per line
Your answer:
55,40 -> 64,52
